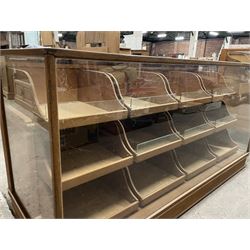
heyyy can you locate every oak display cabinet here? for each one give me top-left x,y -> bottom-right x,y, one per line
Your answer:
0,48 -> 249,218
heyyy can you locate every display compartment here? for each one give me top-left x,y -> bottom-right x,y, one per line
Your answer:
103,66 -> 178,117
55,64 -> 129,129
203,102 -> 237,131
63,169 -> 139,218
197,71 -> 235,102
61,122 -> 133,191
126,151 -> 185,206
206,129 -> 238,162
162,71 -> 212,107
6,58 -> 129,129
119,112 -> 182,162
174,139 -> 217,180
170,107 -> 214,144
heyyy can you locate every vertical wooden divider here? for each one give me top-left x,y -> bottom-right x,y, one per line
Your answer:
45,53 -> 64,218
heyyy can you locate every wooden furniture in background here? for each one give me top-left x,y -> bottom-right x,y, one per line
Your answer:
76,31 -> 120,53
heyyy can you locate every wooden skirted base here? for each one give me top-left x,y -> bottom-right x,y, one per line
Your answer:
6,152 -> 248,219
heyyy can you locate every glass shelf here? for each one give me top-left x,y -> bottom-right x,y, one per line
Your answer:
127,151 -> 185,206
63,169 -> 139,218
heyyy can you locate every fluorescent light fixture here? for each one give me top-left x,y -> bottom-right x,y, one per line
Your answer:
175,36 -> 184,41
157,33 -> 167,38
209,31 -> 219,36
58,33 -> 63,37
229,31 -> 243,33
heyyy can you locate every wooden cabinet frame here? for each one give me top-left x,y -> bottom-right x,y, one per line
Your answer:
0,48 -> 249,218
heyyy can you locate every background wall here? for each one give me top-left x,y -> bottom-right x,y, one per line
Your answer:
151,37 -> 250,58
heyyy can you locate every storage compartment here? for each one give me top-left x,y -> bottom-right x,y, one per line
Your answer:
126,151 -> 185,206
103,66 -> 178,117
61,122 -> 133,191
163,71 -> 212,107
55,68 -> 128,128
206,129 -> 238,162
171,107 -> 214,144
197,71 -> 235,101
63,169 -> 139,218
120,113 -> 182,162
203,102 -> 237,130
9,59 -> 129,128
174,139 -> 216,179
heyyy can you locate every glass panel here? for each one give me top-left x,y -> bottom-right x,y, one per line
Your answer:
2,55 -> 54,218
218,64 -> 250,152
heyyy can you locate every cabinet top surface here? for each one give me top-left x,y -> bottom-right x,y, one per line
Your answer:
1,48 -> 249,67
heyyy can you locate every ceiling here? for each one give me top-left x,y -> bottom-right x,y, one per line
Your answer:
141,31 -> 250,42
60,31 -> 250,43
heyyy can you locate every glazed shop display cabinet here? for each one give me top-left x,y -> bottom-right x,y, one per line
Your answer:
0,48 -> 249,218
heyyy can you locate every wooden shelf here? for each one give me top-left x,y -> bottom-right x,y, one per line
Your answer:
40,100 -> 128,129
61,122 -> 133,191
127,151 -> 185,206
197,71 -> 236,101
203,102 -> 237,131
207,129 -> 238,162
163,71 -> 212,107
120,113 -> 182,162
11,67 -> 129,129
107,69 -> 179,118
171,109 -> 214,144
128,150 -> 248,218
123,96 -> 178,118
63,170 -> 139,218
174,139 -> 216,180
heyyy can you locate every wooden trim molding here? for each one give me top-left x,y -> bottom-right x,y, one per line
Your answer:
1,48 -> 249,67
44,54 -> 64,218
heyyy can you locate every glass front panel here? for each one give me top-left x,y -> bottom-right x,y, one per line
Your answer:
54,56 -> 249,218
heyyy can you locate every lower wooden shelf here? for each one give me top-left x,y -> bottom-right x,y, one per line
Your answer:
203,102 -> 237,131
174,139 -> 217,180
128,150 -> 248,218
61,122 -> 133,191
206,129 -> 238,162
63,169 -> 139,219
126,151 -> 185,206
